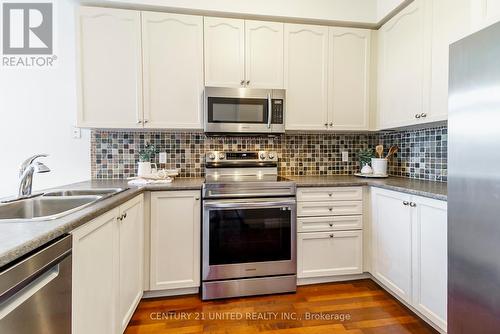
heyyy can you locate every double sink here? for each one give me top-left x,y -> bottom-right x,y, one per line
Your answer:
0,188 -> 127,223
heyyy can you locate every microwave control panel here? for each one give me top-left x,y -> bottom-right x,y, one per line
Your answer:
271,99 -> 284,124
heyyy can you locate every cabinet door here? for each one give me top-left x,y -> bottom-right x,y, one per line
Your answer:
204,17 -> 245,87
411,196 -> 447,331
471,0 -> 500,31
377,0 -> 429,129
298,231 -> 362,278
117,195 -> 144,332
77,7 -> 142,128
328,27 -> 370,131
245,20 -> 284,88
142,12 -> 204,129
150,191 -> 201,290
72,209 -> 119,334
371,188 -> 413,303
429,0 -> 471,123
284,24 -> 329,131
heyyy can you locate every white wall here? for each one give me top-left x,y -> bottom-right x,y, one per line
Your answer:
97,0 -> 379,24
0,0 -> 90,198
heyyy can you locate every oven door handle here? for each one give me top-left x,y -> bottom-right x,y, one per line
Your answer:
204,198 -> 296,209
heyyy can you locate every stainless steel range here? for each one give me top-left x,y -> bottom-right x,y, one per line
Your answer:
202,151 -> 297,300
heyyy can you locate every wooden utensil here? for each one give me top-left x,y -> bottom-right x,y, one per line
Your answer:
385,145 -> 399,159
375,145 -> 384,159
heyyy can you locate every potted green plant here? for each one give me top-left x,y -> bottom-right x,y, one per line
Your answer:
358,148 -> 375,174
137,143 -> 156,177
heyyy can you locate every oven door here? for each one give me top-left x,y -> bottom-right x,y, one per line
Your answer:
203,197 -> 296,281
204,87 -> 285,134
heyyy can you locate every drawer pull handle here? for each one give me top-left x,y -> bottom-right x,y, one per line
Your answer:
410,202 -> 417,207
328,193 -> 333,197
328,208 -> 333,211
329,234 -> 334,238
329,223 -> 333,227
403,201 -> 409,206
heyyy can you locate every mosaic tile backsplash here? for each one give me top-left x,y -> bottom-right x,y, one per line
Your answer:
91,126 -> 447,182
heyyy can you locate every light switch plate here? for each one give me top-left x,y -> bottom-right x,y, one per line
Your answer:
72,127 -> 81,139
342,151 -> 349,162
159,152 -> 167,164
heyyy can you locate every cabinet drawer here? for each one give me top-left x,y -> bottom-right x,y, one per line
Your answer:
297,187 -> 362,202
298,216 -> 362,233
298,201 -> 362,217
297,230 -> 363,278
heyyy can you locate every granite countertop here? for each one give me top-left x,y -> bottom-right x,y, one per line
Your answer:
0,178 -> 204,268
0,175 -> 445,269
285,175 -> 447,201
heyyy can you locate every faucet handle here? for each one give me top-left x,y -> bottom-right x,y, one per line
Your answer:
19,154 -> 49,175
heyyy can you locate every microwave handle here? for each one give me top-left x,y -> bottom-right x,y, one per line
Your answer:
267,93 -> 272,129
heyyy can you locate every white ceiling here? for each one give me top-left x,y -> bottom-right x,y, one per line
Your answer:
88,0 -> 407,27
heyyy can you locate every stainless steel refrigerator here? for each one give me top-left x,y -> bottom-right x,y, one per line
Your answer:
449,22 -> 500,333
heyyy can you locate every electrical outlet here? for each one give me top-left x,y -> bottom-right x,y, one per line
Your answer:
72,127 -> 81,139
342,151 -> 349,162
159,152 -> 167,164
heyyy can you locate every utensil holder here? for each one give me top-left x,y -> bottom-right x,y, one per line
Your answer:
371,158 -> 388,175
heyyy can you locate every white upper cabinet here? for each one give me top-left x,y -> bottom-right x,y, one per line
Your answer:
377,0 -> 429,129
77,7 -> 143,128
204,17 -> 245,87
471,0 -> 500,31
371,188 -> 413,303
411,196 -> 448,332
429,0 -> 471,123
285,24 -> 329,131
142,12 -> 204,129
328,27 -> 371,131
245,20 -> 284,88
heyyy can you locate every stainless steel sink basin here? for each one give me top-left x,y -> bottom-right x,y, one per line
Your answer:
42,188 -> 125,197
0,196 -> 101,222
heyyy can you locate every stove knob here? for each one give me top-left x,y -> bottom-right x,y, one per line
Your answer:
208,153 -> 216,160
218,152 -> 225,160
268,152 -> 275,160
259,152 -> 267,160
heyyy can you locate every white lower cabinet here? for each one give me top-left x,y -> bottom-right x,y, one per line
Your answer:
298,231 -> 362,278
371,187 -> 447,332
72,195 -> 144,334
297,187 -> 363,282
150,191 -> 201,291
117,196 -> 144,333
411,196 -> 448,331
371,188 -> 413,303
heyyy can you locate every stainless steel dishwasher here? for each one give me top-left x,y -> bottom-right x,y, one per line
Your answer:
0,235 -> 72,333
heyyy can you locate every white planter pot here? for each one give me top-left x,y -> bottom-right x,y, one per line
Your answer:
137,161 -> 151,177
371,158 -> 388,175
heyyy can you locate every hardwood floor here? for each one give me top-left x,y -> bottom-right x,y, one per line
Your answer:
125,280 -> 437,334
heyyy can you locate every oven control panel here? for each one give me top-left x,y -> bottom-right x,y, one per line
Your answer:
205,151 -> 278,163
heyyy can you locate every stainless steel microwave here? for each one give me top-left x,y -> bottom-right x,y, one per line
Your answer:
204,87 -> 285,134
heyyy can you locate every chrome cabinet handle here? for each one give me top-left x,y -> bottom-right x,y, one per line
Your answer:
117,216 -> 122,221
329,122 -> 333,127
122,212 -> 127,219
329,234 -> 334,238
195,197 -> 200,201
403,201 -> 410,206
420,113 -> 427,118
137,120 -> 142,124
328,193 -> 333,197
415,114 -> 421,119
246,80 -> 250,85
240,80 -> 245,86
410,202 -> 417,207
328,208 -> 333,211
143,120 -> 148,124
329,223 -> 333,227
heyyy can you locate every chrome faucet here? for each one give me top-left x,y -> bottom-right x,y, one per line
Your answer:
18,154 -> 51,198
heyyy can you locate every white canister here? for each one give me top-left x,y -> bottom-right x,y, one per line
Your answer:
137,161 -> 152,177
371,158 -> 388,175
